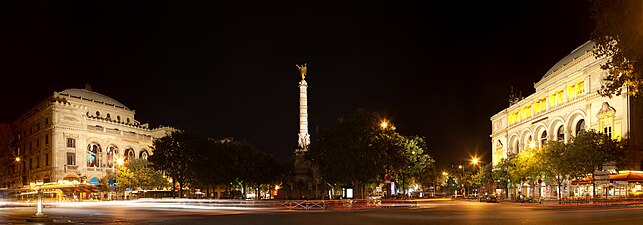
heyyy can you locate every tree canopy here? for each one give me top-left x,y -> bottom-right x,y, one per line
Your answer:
591,0 -> 643,97
308,109 -> 434,198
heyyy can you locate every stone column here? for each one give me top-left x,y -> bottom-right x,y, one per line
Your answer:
297,80 -> 310,152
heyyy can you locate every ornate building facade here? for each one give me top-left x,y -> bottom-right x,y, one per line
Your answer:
2,87 -> 173,188
491,41 -> 643,170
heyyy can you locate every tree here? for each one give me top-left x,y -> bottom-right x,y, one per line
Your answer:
591,0 -> 643,97
508,147 -> 543,199
540,141 -> 575,204
127,158 -> 169,190
309,109 -> 409,198
493,154 -> 515,199
568,130 -> 627,197
391,135 -> 435,196
149,130 -> 206,198
473,163 -> 494,195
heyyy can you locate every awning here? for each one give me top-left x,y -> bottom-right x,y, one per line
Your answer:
89,177 -> 100,185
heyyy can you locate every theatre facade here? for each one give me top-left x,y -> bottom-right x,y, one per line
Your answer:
1,87 -> 173,188
490,41 -> 643,171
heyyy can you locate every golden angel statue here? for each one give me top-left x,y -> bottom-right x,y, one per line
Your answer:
296,63 -> 307,80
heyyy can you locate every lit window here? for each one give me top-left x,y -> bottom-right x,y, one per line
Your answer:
87,143 -> 101,167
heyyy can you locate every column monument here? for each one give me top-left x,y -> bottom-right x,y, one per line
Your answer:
290,63 -> 319,199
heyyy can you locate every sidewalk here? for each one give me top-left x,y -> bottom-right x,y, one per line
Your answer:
499,199 -> 643,208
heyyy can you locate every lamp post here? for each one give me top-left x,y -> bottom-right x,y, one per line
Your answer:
115,157 -> 124,200
471,156 -> 480,197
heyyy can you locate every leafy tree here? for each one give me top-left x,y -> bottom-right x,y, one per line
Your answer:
568,130 -> 627,197
406,137 -> 436,192
127,158 -> 169,190
150,130 -> 206,198
540,141 -> 575,203
508,147 -> 543,199
309,109 -> 416,198
473,163 -> 494,195
493,154 -> 515,199
591,0 -> 643,97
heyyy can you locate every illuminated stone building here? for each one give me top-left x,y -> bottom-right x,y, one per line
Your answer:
490,41 -> 643,196
1,87 -> 173,188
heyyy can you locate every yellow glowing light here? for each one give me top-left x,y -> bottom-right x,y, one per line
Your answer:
116,157 -> 124,166
458,165 -> 462,169
471,157 -> 479,166
15,157 -> 20,162
529,141 -> 536,149
442,171 -> 448,176
380,120 -> 388,129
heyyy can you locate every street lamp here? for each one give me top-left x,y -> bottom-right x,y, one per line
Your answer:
380,120 -> 388,130
114,156 -> 124,200
471,157 -> 479,167
529,141 -> 536,149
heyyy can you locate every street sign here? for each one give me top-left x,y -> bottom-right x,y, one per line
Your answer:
614,181 -> 628,185
594,175 -> 611,180
594,171 -> 610,175
603,165 -> 617,170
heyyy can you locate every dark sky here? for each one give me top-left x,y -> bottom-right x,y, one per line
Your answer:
0,0 -> 595,168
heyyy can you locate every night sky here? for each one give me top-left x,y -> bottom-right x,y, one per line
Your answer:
0,0 -> 595,168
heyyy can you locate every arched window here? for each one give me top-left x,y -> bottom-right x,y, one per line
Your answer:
139,150 -> 149,160
125,148 -> 135,162
540,131 -> 547,147
106,113 -> 111,119
117,116 -> 121,122
87,143 -> 101,167
576,119 -> 586,136
96,111 -> 100,117
557,125 -> 564,141
106,146 -> 118,168
515,140 -> 520,153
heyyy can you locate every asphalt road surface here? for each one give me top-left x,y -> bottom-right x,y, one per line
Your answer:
2,200 -> 643,225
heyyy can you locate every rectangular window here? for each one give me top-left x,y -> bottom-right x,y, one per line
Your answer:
36,157 -> 40,168
36,139 -> 40,148
67,138 -> 76,148
45,154 -> 49,166
604,126 -> 612,139
30,142 -> 32,151
29,158 -> 33,169
576,81 -> 585,95
45,118 -> 49,125
67,152 -> 76,165
568,86 -> 576,99
45,135 -> 49,144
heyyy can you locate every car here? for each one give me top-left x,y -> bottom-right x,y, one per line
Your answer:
479,194 -> 498,203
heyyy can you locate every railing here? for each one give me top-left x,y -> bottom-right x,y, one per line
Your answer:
280,200 -> 326,210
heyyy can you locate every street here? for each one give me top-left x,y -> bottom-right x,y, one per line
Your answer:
2,200 -> 643,224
